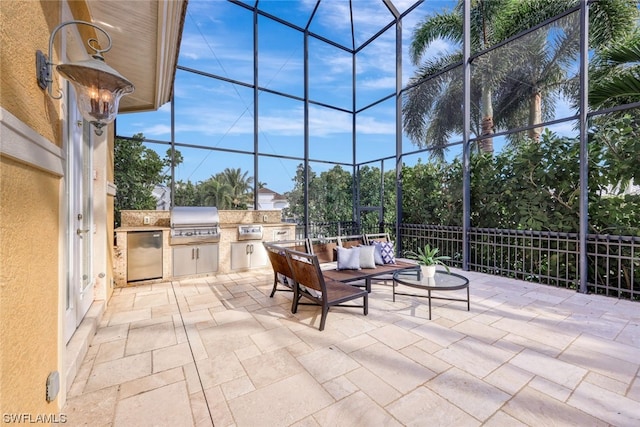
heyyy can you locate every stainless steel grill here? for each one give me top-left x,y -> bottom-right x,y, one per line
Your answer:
170,206 -> 220,245
237,224 -> 263,241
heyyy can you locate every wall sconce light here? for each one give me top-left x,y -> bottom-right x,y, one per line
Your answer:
36,20 -> 134,136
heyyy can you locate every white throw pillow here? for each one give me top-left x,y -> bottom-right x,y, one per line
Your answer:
359,245 -> 376,269
371,242 -> 384,265
336,246 -> 361,270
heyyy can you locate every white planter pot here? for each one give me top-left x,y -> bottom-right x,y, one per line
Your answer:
421,265 -> 436,278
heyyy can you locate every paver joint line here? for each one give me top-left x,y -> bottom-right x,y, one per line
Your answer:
170,280 -> 216,426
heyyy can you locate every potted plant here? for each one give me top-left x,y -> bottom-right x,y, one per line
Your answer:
405,244 -> 451,278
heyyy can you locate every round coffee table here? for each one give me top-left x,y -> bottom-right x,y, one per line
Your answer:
392,269 -> 470,320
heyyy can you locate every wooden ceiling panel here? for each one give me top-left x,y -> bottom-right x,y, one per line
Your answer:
85,0 -> 185,113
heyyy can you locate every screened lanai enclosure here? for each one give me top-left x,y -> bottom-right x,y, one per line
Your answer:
115,0 -> 640,300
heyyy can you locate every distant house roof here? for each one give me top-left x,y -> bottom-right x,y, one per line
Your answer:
258,187 -> 287,200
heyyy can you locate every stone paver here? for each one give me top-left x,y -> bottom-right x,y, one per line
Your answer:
387,386 -> 480,426
427,367 -> 510,421
64,268 -> 640,426
114,381 -> 193,426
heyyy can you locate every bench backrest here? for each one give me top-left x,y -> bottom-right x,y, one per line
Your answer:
338,234 -> 365,249
285,249 -> 325,294
308,236 -> 339,263
364,233 -> 390,245
263,242 -> 295,279
270,239 -> 309,252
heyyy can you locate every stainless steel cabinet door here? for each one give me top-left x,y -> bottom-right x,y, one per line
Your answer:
231,242 -> 267,270
173,244 -> 219,277
196,244 -> 219,274
172,245 -> 197,277
230,243 -> 251,270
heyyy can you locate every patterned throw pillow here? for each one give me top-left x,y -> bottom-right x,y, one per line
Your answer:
374,241 -> 396,264
336,246 -> 361,270
277,273 -> 289,285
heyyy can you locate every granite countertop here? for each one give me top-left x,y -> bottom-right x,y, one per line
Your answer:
115,226 -> 170,232
219,223 -> 294,228
116,223 -> 294,231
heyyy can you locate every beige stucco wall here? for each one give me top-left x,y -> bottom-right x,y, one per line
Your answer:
1,0 -> 156,415
0,0 -> 63,415
0,157 -> 61,414
1,0 -> 62,143
2,0 -> 72,415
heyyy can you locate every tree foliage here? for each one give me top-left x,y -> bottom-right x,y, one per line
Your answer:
589,29 -> 640,109
400,116 -> 640,235
114,134 -> 179,226
404,0 -> 638,153
173,167 -> 254,209
283,164 -> 354,224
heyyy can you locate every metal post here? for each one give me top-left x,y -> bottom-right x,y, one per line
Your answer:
578,0 -> 589,293
380,159 -> 385,231
304,30 -> 310,238
352,47 -> 358,226
170,94 -> 175,208
462,0 -> 471,270
253,9 -> 259,210
395,12 -> 403,253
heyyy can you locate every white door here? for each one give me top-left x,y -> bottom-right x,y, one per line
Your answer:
64,92 -> 94,343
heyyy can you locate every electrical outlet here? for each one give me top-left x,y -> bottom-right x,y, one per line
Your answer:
143,216 -> 150,225
46,371 -> 60,402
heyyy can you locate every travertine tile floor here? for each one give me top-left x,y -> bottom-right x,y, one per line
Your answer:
63,268 -> 640,426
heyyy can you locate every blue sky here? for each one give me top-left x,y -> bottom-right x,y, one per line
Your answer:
116,0 -> 458,194
115,0 -> 583,194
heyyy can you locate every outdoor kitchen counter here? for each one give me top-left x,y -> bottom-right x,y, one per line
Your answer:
218,223 -> 296,273
114,217 -> 296,286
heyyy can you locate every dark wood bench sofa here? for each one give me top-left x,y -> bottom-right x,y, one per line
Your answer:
263,241 -> 368,331
263,234 -> 419,330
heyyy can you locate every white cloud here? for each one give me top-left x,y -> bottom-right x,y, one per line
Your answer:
356,114 -> 396,135
359,76 -> 396,90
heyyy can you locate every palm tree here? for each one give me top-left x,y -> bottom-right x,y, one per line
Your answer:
218,168 -> 254,209
405,0 -> 509,155
494,0 -> 638,141
198,178 -> 234,208
589,29 -> 640,110
404,0 -> 638,152
487,20 -> 578,142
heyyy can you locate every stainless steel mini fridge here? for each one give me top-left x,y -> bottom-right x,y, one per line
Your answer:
127,231 -> 163,282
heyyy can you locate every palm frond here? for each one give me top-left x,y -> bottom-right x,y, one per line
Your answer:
411,12 -> 463,65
